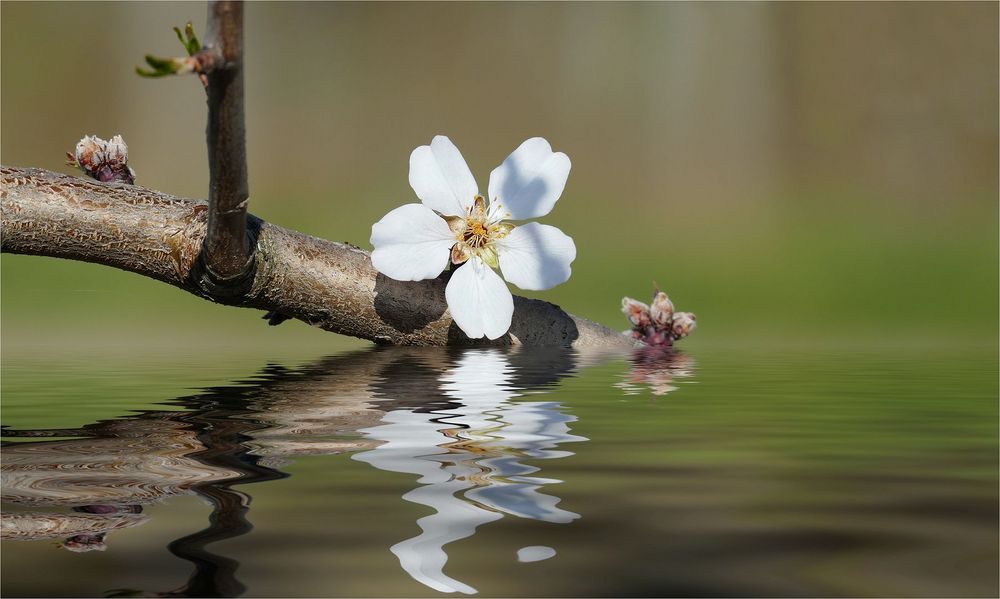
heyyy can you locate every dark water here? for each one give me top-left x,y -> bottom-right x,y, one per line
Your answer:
2,345 -> 997,597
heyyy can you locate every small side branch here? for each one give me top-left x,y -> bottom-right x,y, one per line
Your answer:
136,2 -> 251,290
136,23 -> 216,86
202,1 -> 251,287
0,167 -> 632,349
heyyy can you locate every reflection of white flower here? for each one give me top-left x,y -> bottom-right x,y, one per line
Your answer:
371,136 -> 577,339
353,349 -> 584,594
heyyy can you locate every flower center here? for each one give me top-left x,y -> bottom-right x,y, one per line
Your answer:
446,195 -> 514,268
464,221 -> 491,247
456,195 -> 502,249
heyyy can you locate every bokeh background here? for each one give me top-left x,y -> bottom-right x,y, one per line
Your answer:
2,1 -> 997,352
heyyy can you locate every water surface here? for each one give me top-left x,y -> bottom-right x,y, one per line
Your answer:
2,344 -> 997,597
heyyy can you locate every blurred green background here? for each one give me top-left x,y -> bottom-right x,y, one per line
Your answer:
2,1 -> 997,352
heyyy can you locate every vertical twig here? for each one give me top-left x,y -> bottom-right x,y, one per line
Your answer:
202,0 -> 252,286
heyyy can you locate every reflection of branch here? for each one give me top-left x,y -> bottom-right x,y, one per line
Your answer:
1,419 -> 241,508
164,393 -> 288,598
2,351 -> 375,597
2,347 -> 601,597
165,487 -> 251,598
1,512 -> 148,543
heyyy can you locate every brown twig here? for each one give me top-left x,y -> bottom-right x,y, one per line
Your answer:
0,167 -> 632,348
199,1 -> 252,292
133,3 -> 250,291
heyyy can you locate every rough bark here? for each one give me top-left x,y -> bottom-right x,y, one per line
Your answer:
0,166 -> 632,348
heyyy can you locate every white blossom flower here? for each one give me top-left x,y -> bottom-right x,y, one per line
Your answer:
371,136 -> 577,340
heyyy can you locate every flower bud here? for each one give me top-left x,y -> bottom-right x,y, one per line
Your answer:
649,291 -> 674,328
621,297 -> 651,328
70,134 -> 135,184
670,312 -> 697,340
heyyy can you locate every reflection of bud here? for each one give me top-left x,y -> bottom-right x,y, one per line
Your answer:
670,312 -> 697,340
649,291 -> 674,328
617,346 -> 696,396
621,297 -> 651,328
68,135 -> 136,184
646,328 -> 672,347
61,533 -> 108,552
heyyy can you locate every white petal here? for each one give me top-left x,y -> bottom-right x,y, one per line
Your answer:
409,135 -> 479,217
496,222 -> 576,291
487,137 -> 571,220
370,204 -> 455,281
445,258 -> 514,340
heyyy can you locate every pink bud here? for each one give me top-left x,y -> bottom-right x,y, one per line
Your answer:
72,134 -> 135,184
621,297 -> 652,328
670,312 -> 697,340
650,291 -> 674,329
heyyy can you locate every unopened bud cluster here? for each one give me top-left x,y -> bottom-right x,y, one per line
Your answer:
67,135 -> 135,184
621,287 -> 696,346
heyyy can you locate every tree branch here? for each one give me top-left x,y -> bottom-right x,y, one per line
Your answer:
201,0 -> 252,289
3,2 -> 643,350
0,166 -> 633,349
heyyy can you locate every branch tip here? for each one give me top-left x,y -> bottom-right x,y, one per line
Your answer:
136,23 -> 208,79
622,285 -> 696,347
173,22 -> 202,56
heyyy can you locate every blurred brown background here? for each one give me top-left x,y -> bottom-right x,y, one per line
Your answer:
2,1 -> 997,349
